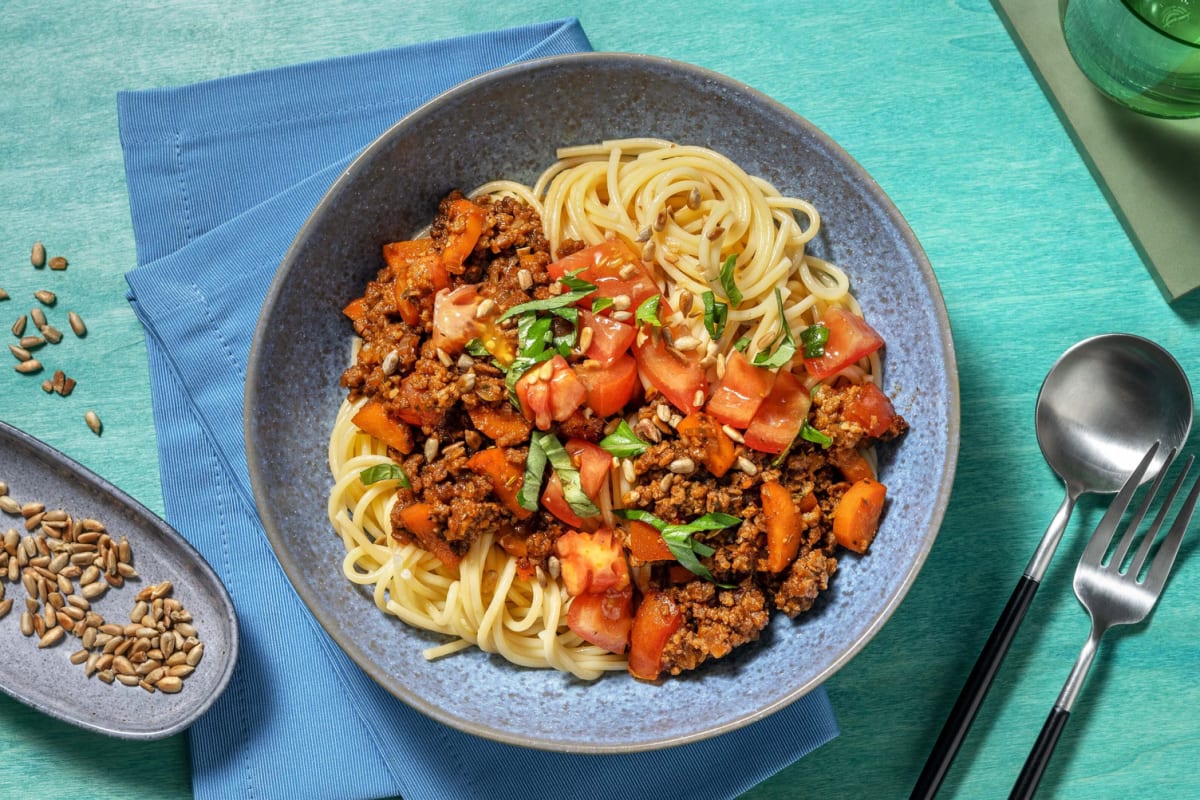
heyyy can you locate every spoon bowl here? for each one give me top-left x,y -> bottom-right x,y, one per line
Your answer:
1036,333 -> 1192,497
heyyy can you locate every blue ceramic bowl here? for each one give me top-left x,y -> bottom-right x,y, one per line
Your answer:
245,53 -> 959,753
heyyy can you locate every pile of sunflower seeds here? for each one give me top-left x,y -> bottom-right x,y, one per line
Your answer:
4,243 -> 100,436
0,483 -> 203,693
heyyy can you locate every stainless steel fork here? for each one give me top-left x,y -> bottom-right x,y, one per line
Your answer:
1010,442 -> 1200,799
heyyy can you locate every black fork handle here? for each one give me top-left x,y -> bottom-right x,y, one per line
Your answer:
910,575 -> 1040,799
1009,707 -> 1070,799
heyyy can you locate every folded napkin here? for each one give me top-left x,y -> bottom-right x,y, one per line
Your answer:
117,19 -> 838,800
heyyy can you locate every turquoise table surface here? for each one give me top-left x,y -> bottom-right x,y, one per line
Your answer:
2,2 -> 1198,798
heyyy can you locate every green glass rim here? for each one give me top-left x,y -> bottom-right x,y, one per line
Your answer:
1122,0 -> 1200,48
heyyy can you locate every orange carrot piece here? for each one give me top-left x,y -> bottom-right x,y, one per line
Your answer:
382,238 -> 434,268
351,400 -> 414,454
628,520 -> 674,562
761,481 -> 802,572
466,447 -> 533,519
397,503 -> 460,567
441,199 -> 485,271
832,448 -> 876,483
467,404 -> 533,447
832,478 -> 887,554
676,412 -> 737,477
342,296 -> 368,322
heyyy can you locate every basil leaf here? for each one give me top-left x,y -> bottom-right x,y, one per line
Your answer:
614,508 -> 663,529
702,291 -> 728,339
752,289 -> 798,369
465,338 -> 490,358
733,335 -> 751,352
498,288 -> 595,321
518,437 -> 548,511
800,423 -> 833,448
800,323 -> 829,359
537,433 -> 600,518
719,254 -> 743,307
599,419 -> 650,458
635,294 -> 662,328
359,463 -> 411,489
591,296 -> 615,313
615,509 -> 739,586
558,268 -> 598,293
517,314 -> 553,357
549,307 -> 579,352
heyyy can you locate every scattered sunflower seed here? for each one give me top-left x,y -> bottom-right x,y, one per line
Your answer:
18,336 -> 43,350
33,290 -> 56,306
30,308 -> 46,328
11,315 -> 26,337
48,256 -> 67,271
41,326 -> 62,344
9,345 -> 31,362
0,288 -> 8,301
14,359 -> 42,374
84,411 -> 102,436
31,242 -> 46,268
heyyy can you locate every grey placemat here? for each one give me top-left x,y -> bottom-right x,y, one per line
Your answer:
994,0 -> 1200,302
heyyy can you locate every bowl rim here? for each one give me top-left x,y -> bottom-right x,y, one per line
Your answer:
244,50 -> 961,753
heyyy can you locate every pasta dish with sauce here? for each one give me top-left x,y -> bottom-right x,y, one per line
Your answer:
327,139 -> 907,680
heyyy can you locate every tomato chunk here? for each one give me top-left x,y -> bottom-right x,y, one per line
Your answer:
841,381 -> 899,438
676,412 -> 737,477
567,586 -> 633,654
515,355 -> 587,430
743,371 -> 812,455
555,529 -> 631,596
628,591 -> 682,681
633,328 -> 707,414
706,351 -> 777,429
575,354 -> 640,418
579,310 -> 636,367
547,240 -> 660,310
803,307 -> 885,380
628,519 -> 674,562
541,438 -> 611,527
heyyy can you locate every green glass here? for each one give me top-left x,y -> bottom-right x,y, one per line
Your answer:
1061,0 -> 1200,118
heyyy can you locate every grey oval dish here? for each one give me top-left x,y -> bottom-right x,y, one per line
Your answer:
245,52 -> 960,753
0,420 -> 239,739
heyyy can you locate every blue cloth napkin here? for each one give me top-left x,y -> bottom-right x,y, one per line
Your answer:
116,19 -> 839,800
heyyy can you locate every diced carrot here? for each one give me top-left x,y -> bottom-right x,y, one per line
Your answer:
628,520 -> 674,562
761,481 -> 802,572
382,238 -> 435,268
832,478 -> 887,554
676,412 -> 737,477
392,282 -> 421,327
442,199 -> 485,272
465,448 -> 532,520
397,502 -> 460,567
467,404 -> 533,447
342,296 -> 368,322
384,239 -> 438,325
351,400 -> 414,454
841,381 -> 898,438
628,591 -> 682,681
832,448 -> 876,483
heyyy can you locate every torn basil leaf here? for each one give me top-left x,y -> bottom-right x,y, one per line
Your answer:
800,423 -> 833,448
599,419 -> 650,458
752,289 -> 798,369
591,296 -> 615,313
701,290 -> 728,339
614,509 -> 739,586
719,254 -> 743,307
635,294 -> 662,328
359,463 -> 411,489
538,432 -> 600,517
518,436 -> 549,511
800,323 -> 829,359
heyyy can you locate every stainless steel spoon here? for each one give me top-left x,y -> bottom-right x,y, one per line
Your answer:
912,333 -> 1192,798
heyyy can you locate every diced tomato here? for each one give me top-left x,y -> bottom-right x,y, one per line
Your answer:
628,591 -> 683,681
567,587 -> 634,655
743,370 -> 812,454
841,381 -> 898,438
515,355 -> 587,430
541,438 -> 611,527
706,350 -> 777,429
628,519 -> 674,562
555,529 -> 631,596
431,285 -> 483,354
579,310 -> 636,366
803,307 -> 885,380
575,354 -> 640,418
547,240 -> 659,310
632,328 -> 708,414
441,198 -> 485,272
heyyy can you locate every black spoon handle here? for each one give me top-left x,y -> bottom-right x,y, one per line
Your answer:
910,575 -> 1040,799
1009,707 -> 1070,799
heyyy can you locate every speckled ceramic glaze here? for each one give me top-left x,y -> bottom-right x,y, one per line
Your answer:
245,53 -> 959,753
0,420 -> 238,739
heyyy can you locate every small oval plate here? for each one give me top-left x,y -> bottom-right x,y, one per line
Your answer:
0,420 -> 238,739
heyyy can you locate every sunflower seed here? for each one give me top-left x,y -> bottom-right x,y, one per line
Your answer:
156,676 -> 183,693
185,643 -> 205,667
0,497 -> 19,515
84,411 -> 102,436
14,359 -> 42,374
31,242 -> 46,268
166,664 -> 193,679
380,348 -> 399,376
37,626 -> 65,648
736,456 -> 758,475
8,344 -> 31,363
81,581 -> 107,600
0,598 -> 11,619
84,652 -> 100,677
59,376 -> 76,397
115,674 -> 139,686
97,670 -> 114,684
517,268 -> 533,290
33,290 -> 56,306
29,308 -> 45,328
0,288 -> 6,301
67,311 -> 86,337
19,610 -> 34,636
41,325 -> 62,344
47,256 -> 67,271
11,315 -> 26,337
